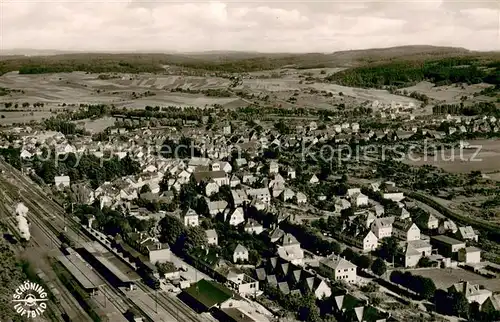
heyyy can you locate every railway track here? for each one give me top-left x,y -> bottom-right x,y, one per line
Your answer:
135,282 -> 201,322
0,161 -> 205,322
0,162 -> 138,320
0,181 -> 89,321
0,161 -> 162,321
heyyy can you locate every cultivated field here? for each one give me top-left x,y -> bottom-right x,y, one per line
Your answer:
0,72 -> 241,110
401,81 -> 495,104
0,111 -> 53,125
0,69 -> 422,114
404,139 -> 500,174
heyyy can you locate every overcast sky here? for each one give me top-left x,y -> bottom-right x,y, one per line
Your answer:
1,0 -> 499,53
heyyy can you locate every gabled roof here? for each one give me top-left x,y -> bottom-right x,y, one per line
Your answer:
278,282 -> 290,294
458,226 -> 477,238
277,233 -> 300,246
320,257 -> 357,271
205,229 -> 218,239
269,228 -> 285,242
266,275 -> 278,286
255,268 -> 267,281
334,294 -> 364,312
234,244 -> 248,254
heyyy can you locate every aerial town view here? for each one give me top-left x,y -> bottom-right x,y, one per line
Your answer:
0,1 -> 499,322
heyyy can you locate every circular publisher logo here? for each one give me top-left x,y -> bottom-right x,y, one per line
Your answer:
12,281 -> 48,318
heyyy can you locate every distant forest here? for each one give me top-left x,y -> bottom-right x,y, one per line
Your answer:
0,50 -> 499,89
326,57 -> 500,88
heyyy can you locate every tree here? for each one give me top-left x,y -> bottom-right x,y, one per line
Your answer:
356,255 -> 373,270
416,276 -> 436,300
182,226 -> 208,252
371,258 -> 387,276
159,215 -> 185,246
378,237 -> 400,262
140,184 -> 151,194
450,292 -> 469,318
248,249 -> 261,266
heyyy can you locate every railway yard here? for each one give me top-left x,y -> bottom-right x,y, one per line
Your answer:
0,159 -> 206,322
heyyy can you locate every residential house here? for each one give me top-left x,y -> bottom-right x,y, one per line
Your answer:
226,207 -> 245,226
142,238 -> 171,264
269,161 -> 279,174
439,219 -> 458,234
287,167 -> 296,179
319,256 -> 357,283
244,219 -> 264,235
275,233 -> 304,265
392,219 -> 420,242
302,276 -> 331,299
296,192 -> 307,205
205,180 -> 220,196
230,175 -> 241,188
458,247 -> 481,264
231,189 -> 249,207
457,226 -> 479,242
183,209 -> 199,227
481,294 -> 500,313
404,240 -> 432,267
205,229 -> 218,246
233,244 -> 249,263
54,175 -> 70,189
352,192 -> 369,207
371,217 -> 394,239
416,212 -> 439,230
225,269 -> 259,297
246,188 -> 271,205
241,173 -> 256,184
282,188 -> 295,202
309,175 -> 319,185
448,281 -> 492,306
268,228 -> 285,243
207,200 -> 228,217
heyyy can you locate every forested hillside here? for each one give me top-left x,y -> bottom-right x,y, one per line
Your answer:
0,46 -> 496,75
326,57 -> 500,88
